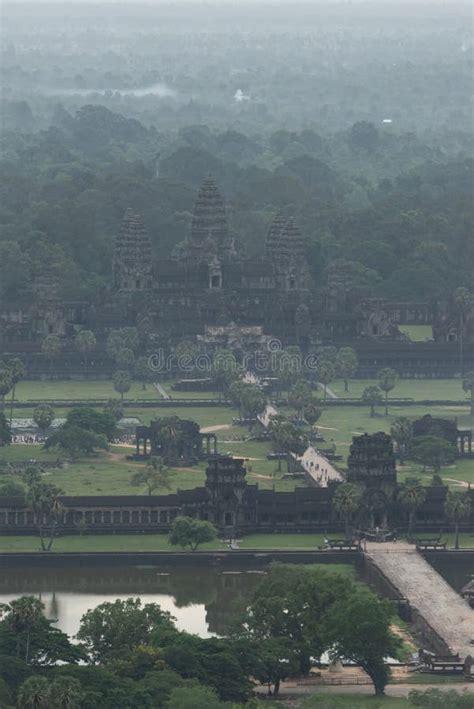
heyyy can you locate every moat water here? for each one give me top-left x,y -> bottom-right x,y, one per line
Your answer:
0,558 -> 470,639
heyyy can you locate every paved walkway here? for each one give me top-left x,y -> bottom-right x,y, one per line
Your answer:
295,446 -> 343,487
152,381 -> 171,400
317,382 -> 339,399
364,542 -> 474,659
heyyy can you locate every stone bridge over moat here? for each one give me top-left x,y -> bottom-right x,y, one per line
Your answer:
364,542 -> 474,661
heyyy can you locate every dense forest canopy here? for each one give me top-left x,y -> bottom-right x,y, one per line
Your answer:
0,1 -> 472,306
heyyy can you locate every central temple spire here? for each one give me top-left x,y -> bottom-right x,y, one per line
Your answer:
191,175 -> 228,246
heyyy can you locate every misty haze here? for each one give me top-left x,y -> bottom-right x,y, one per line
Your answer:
0,2 -> 473,708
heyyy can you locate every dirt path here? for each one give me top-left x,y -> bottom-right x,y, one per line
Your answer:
200,424 -> 231,433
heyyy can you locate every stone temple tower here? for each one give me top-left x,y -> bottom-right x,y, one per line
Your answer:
267,216 -> 310,292
113,209 -> 153,292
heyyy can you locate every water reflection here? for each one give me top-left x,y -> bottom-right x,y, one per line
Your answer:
0,558 -> 468,639
0,564 -> 265,638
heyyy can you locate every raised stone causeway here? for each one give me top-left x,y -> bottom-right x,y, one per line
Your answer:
364,542 -> 474,659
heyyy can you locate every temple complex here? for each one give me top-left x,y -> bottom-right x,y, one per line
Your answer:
0,175 -> 473,376
1,432 -> 472,536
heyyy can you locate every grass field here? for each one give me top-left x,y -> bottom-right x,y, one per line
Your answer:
14,379 -> 162,401
399,324 -> 433,342
0,533 -> 227,552
330,378 -> 468,401
300,695 -> 423,708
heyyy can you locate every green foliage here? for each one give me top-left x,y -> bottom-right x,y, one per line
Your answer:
335,347 -> 359,392
322,590 -> 401,696
411,435 -> 457,472
398,477 -> 427,537
44,425 -> 108,458
0,596 -> 81,666
107,328 -> 139,359
0,412 -> 11,445
76,598 -> 177,664
333,483 -> 362,540
377,368 -> 398,415
66,407 -> 117,441
113,370 -> 131,402
168,516 -> 218,551
0,480 -> 25,497
131,458 -> 172,495
165,685 -> 225,709
390,417 -> 413,464
444,491 -> 471,550
362,385 -> 383,417
33,404 -> 55,432
409,688 -> 474,708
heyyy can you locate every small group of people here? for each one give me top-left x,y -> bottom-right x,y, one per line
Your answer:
11,434 -> 44,444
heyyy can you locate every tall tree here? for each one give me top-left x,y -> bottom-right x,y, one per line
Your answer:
303,398 -> 323,428
74,330 -> 96,376
288,380 -> 311,421
41,335 -> 62,376
362,385 -> 383,417
16,675 -> 49,708
33,404 -> 55,434
390,417 -> 413,464
134,356 -> 152,390
6,357 -> 25,427
169,516 -> 218,551
412,435 -> 457,472
454,287 -> 472,376
113,370 -> 131,403
0,366 -> 13,412
0,412 -> 11,446
444,491 -> 471,550
26,482 -> 65,551
130,458 -> 172,495
76,598 -> 176,664
377,368 -> 398,415
323,589 -> 401,696
333,483 -> 362,540
462,371 -> 474,416
317,362 -> 335,403
398,477 -> 426,538
335,347 -> 359,392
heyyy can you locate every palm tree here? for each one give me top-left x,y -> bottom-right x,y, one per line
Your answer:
6,357 -> 25,427
0,366 -> 13,412
454,287 -> 472,376
462,371 -> 474,416
377,367 -> 398,415
445,491 -> 471,550
390,417 -> 413,464
362,385 -> 383,418
0,596 -> 44,663
333,483 -> 362,540
26,482 -> 64,551
74,329 -> 96,376
113,370 -> 131,403
48,677 -> 84,709
317,361 -> 335,404
41,334 -> 62,376
398,477 -> 426,539
17,676 -> 50,708
335,347 -> 359,392
288,379 -> 311,421
33,404 -> 55,435
303,398 -> 323,428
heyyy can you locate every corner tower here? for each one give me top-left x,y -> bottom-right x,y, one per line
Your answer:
113,209 -> 153,292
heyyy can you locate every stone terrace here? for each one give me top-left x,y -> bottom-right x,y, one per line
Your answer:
365,542 -> 474,660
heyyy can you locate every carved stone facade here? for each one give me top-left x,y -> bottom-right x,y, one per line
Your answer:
1,434 -> 472,536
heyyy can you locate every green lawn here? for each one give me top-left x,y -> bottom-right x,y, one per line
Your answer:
0,534 -> 227,552
330,378 -> 468,401
399,324 -> 433,342
239,533 -> 326,549
0,438 -> 305,495
14,379 -> 161,402
301,695 -> 415,708
314,404 -> 474,486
